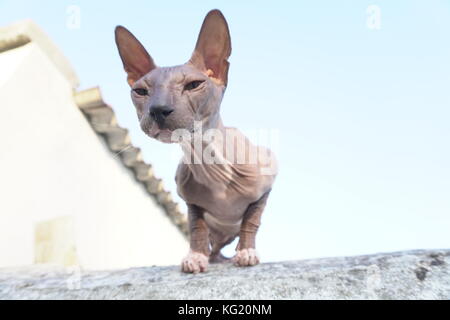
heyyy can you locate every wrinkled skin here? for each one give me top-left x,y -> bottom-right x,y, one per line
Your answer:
115,10 -> 277,273
131,64 -> 224,143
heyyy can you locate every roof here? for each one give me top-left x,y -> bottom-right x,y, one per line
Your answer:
0,20 -> 79,88
0,20 -> 188,239
75,88 -> 189,238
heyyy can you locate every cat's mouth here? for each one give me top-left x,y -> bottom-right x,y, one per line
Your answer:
148,124 -> 174,144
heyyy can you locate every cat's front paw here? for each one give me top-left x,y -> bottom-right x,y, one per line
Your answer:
181,250 -> 209,273
233,248 -> 260,267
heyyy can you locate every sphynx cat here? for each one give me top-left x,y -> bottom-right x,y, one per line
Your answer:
115,9 -> 277,273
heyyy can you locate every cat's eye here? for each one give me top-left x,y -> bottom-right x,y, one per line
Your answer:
133,88 -> 148,96
184,80 -> 205,91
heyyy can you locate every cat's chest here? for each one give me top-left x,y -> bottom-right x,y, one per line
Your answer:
176,163 -> 260,220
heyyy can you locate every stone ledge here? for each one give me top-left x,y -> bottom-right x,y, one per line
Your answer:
0,249 -> 448,299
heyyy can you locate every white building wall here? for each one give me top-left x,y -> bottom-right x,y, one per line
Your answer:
0,43 -> 187,270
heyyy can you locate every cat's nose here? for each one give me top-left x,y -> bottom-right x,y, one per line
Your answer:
149,105 -> 174,124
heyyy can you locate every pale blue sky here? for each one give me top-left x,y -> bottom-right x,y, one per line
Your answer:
1,0 -> 449,262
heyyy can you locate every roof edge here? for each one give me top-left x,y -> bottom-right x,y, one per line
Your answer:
74,87 -> 189,239
0,20 -> 79,88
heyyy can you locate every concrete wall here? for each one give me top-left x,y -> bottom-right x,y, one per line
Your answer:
0,42 -> 187,270
0,250 -> 448,299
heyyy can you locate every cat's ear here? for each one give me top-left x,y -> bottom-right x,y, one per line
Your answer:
115,26 -> 157,86
189,10 -> 232,86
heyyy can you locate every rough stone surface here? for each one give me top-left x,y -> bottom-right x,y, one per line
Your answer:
0,250 -> 448,300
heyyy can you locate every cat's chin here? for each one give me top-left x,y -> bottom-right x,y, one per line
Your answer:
150,128 -> 175,144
